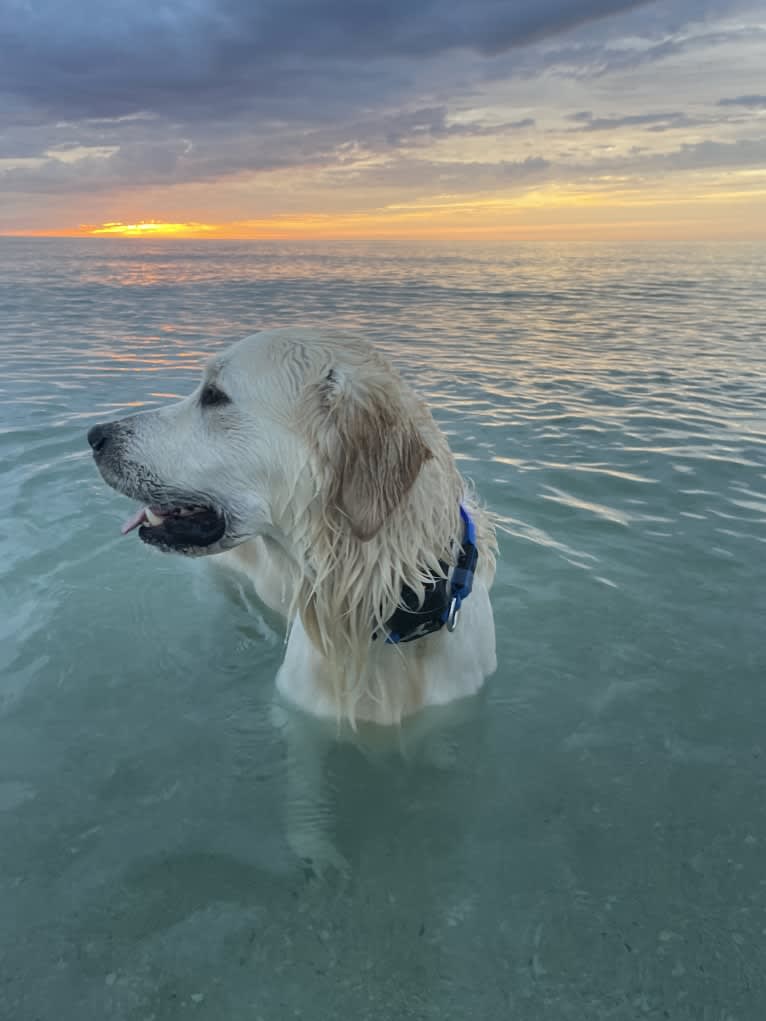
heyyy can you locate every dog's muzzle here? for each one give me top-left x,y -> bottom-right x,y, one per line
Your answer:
88,419 -> 228,555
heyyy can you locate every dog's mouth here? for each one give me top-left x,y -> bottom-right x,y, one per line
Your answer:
121,502 -> 227,552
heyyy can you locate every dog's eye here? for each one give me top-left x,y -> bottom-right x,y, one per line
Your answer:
199,384 -> 231,408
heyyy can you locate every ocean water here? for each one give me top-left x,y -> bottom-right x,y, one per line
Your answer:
1,238 -> 765,1020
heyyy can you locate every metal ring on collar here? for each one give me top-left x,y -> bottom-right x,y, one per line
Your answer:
446,596 -> 460,632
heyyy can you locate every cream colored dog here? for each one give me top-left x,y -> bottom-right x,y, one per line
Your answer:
89,328 -> 497,726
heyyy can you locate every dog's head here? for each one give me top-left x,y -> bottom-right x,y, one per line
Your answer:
88,329 -> 435,555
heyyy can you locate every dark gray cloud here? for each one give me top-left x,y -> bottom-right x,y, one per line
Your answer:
580,135 -> 766,177
718,95 -> 766,108
0,133 -> 337,195
0,104 -> 539,195
467,3 -> 762,84
348,107 -> 535,148
568,110 -> 697,131
0,0 -> 656,123
645,136 -> 766,171
487,21 -> 765,83
341,155 -> 551,193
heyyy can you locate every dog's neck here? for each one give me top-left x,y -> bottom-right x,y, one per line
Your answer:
269,458 -> 463,715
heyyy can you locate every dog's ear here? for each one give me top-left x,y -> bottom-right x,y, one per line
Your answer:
312,367 -> 432,541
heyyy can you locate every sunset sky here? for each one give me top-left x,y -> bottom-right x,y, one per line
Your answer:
2,0 -> 765,240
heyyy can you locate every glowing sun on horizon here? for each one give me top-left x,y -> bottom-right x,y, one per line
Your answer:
82,220 -> 216,237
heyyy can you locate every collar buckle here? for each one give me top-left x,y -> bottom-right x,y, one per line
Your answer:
446,595 -> 460,632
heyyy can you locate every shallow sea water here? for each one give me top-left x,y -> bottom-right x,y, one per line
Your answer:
1,239 -> 765,1020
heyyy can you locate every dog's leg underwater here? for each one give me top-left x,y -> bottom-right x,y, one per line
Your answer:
271,703 -> 350,879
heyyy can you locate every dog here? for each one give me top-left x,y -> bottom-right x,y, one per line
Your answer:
88,328 -> 497,728
89,328 -> 498,871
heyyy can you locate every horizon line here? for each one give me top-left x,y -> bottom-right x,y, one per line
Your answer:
2,232 -> 765,243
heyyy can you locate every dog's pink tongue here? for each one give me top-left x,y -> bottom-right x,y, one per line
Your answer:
121,507 -> 148,535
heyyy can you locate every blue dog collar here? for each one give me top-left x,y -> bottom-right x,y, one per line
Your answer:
381,503 -> 478,645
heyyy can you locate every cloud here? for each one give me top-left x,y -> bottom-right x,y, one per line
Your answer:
343,107 -> 536,149
337,155 -> 552,193
718,94 -> 766,108
0,100 -> 542,196
0,1 -> 656,124
579,135 -> 766,177
501,22 -> 766,81
646,136 -> 766,171
568,110 -> 696,131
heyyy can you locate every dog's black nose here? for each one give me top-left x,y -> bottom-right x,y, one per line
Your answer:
87,423 -> 112,454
